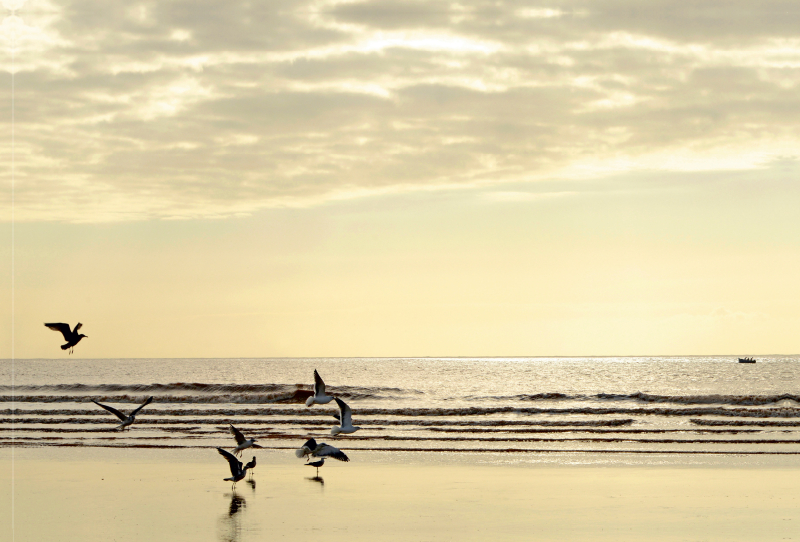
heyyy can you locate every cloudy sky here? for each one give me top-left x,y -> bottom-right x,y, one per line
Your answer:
3,0 -> 799,357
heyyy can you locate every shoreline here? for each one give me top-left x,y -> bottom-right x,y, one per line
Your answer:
3,447 -> 799,541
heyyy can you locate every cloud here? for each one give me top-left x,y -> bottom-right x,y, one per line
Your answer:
4,0 -> 800,221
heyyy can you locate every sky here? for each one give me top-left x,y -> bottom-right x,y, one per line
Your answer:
2,0 -> 799,358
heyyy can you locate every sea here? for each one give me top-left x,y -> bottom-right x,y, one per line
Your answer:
2,356 -> 799,465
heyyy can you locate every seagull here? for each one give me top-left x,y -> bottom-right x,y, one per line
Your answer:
295,437 -> 350,462
306,458 -> 325,476
305,369 -> 334,407
217,447 -> 251,489
244,456 -> 256,479
92,396 -> 153,431
331,397 -> 360,436
296,437 -> 317,461
229,424 -> 261,456
44,322 -> 87,354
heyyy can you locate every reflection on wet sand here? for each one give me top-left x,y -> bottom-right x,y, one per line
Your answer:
219,493 -> 246,542
245,479 -> 255,490
306,476 -> 324,487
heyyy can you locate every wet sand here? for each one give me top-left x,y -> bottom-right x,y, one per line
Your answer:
2,448 -> 799,542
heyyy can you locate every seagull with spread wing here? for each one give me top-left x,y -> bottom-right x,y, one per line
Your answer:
92,396 -> 153,430
305,369 -> 334,407
229,424 -> 260,456
331,397 -> 360,436
44,322 -> 88,354
295,437 -> 350,462
217,447 -> 252,489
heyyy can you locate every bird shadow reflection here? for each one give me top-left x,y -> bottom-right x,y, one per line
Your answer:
219,493 -> 246,542
246,478 -> 256,491
227,493 -> 246,517
306,476 -> 324,486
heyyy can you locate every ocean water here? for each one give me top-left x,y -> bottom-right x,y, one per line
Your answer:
2,357 -> 799,464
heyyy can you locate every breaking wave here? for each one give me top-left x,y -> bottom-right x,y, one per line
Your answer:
472,392 -> 800,406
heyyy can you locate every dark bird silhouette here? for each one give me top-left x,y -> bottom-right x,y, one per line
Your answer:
92,396 -> 153,430
306,458 -> 325,476
217,447 -> 251,489
244,456 -> 256,479
45,322 -> 87,354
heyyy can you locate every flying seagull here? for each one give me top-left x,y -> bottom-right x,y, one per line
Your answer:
92,396 -> 154,430
44,322 -> 87,354
217,447 -> 251,489
331,397 -> 360,436
229,424 -> 260,456
305,369 -> 334,407
306,458 -> 325,476
295,437 -> 350,462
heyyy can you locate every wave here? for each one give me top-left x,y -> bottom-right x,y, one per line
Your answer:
472,392 -> 800,406
2,402 -> 800,418
597,392 -> 800,406
0,417 -> 638,427
0,382 -> 411,399
1,426 -> 761,435
4,388 -> 798,407
691,419 -> 800,427
7,433 -> 799,445
4,441 -> 800,454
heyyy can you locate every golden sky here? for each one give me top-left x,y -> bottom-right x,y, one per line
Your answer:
2,0 -> 799,357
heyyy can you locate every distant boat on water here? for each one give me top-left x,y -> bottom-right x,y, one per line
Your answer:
738,357 -> 757,363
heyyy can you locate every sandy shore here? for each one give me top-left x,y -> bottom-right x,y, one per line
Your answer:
2,447 -> 799,542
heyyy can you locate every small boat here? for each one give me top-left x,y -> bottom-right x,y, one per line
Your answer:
738,357 -> 756,363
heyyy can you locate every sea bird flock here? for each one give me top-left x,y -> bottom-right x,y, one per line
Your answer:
46,325 -> 354,488
80,362 -> 356,489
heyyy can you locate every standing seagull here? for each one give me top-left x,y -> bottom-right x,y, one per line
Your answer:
229,424 -> 260,456
295,438 -> 350,462
306,458 -> 325,476
92,396 -> 154,431
305,369 -> 334,407
244,456 -> 256,479
44,322 -> 87,354
217,447 -> 251,489
331,397 -> 360,436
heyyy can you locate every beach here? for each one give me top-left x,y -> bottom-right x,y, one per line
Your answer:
3,447 -> 799,542
3,357 -> 799,540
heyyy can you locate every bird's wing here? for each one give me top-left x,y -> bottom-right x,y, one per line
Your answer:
229,424 -> 246,445
92,401 -> 128,422
313,369 -> 326,396
217,447 -> 242,477
334,397 -> 352,426
130,396 -> 153,416
316,444 -> 349,462
296,437 -> 317,458
45,323 -> 72,341
73,322 -> 83,333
